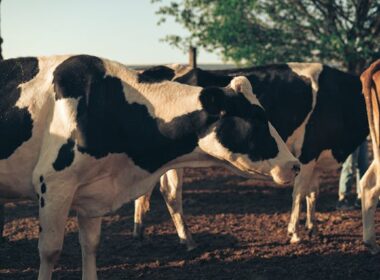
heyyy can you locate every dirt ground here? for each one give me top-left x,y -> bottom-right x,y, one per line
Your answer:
0,167 -> 379,280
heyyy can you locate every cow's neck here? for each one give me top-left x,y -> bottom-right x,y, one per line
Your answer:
90,60 -> 214,174
110,149 -> 223,213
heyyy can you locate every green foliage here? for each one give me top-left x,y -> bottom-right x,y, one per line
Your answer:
152,0 -> 380,72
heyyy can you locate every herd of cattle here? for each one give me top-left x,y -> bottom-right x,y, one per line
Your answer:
0,54 -> 379,279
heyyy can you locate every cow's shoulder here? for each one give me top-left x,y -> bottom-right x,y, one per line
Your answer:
53,55 -> 107,100
300,65 -> 368,163
239,64 -> 316,142
286,62 -> 323,84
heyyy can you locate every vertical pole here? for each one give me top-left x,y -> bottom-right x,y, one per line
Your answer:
189,46 -> 197,69
0,36 -> 3,60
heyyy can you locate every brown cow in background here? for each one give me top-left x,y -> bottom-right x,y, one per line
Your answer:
360,59 -> 380,255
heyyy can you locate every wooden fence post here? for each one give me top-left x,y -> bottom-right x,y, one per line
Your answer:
189,46 -> 197,69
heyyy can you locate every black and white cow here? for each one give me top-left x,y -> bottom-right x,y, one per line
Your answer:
134,63 -> 369,249
0,55 -> 299,279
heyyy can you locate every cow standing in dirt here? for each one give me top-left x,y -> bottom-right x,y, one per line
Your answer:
0,55 -> 299,279
134,63 -> 369,249
360,59 -> 380,255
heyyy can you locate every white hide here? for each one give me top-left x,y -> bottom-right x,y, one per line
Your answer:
285,63 -> 323,157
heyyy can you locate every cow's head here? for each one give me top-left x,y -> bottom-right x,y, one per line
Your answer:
196,76 -> 300,185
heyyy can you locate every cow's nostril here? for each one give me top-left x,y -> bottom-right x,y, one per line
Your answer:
292,163 -> 301,174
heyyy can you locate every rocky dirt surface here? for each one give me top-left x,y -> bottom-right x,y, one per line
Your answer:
1,167 -> 379,279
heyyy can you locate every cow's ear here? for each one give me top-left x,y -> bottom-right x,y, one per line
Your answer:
138,66 -> 175,83
199,87 -> 226,116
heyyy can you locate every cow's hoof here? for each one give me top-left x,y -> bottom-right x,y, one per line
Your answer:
364,242 -> 380,255
307,227 -> 318,239
180,238 -> 198,251
133,223 -> 145,240
179,238 -> 187,245
289,233 -> 301,244
186,241 -> 198,251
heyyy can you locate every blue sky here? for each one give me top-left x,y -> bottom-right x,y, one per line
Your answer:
2,0 -> 222,64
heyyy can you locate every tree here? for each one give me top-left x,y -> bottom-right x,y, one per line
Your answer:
153,0 -> 380,74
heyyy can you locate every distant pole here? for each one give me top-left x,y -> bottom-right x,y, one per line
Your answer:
0,36 -> 3,60
189,46 -> 197,69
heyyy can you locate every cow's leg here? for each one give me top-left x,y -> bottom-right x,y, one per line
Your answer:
78,215 -> 102,280
133,191 -> 152,239
37,182 -> 74,280
160,168 -> 196,251
288,162 -> 316,243
305,171 -> 320,238
360,161 -> 380,254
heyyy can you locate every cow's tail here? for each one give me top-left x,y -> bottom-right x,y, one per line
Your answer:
361,59 -> 380,160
